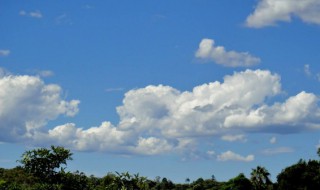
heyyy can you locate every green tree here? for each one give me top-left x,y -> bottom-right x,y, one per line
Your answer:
19,145 -> 73,184
276,159 -> 320,190
251,166 -> 272,190
222,173 -> 253,190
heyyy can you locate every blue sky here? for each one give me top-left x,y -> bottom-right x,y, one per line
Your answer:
1,0 -> 320,183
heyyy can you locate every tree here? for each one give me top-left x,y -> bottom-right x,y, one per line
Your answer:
19,145 -> 73,183
251,166 -> 272,190
317,147 -> 320,158
221,173 -> 253,190
276,159 -> 320,190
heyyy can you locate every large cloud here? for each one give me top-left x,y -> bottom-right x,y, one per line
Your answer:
195,39 -> 260,67
0,73 -> 79,142
246,0 -> 320,28
2,69 -> 320,158
38,70 -> 320,157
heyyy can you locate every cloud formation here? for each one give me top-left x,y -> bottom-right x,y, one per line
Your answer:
0,73 -> 79,142
1,69 -> 320,158
0,50 -> 10,57
19,10 -> 43,18
195,39 -> 260,67
217,151 -> 254,162
246,0 -> 320,28
221,134 -> 247,142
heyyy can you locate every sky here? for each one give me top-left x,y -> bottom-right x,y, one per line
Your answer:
1,0 -> 320,183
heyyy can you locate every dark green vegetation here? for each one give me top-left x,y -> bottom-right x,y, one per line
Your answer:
1,146 -> 320,190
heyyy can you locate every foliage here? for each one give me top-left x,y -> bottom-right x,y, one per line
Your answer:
251,166 -> 272,190
276,159 -> 320,190
1,145 -> 320,190
221,173 -> 253,190
18,145 -> 72,183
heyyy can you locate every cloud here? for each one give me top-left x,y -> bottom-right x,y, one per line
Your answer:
221,134 -> 247,142
217,151 -> 254,162
55,14 -> 72,25
20,10 -> 43,18
195,39 -> 261,67
261,147 -> 294,155
0,50 -> 10,57
246,0 -> 320,28
304,64 -> 312,76
1,69 -> 320,157
0,73 -> 79,142
303,64 -> 320,82
270,136 -> 277,144
38,70 -> 54,77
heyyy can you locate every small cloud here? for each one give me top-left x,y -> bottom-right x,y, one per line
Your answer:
105,87 -> 124,92
195,38 -> 260,67
19,10 -> 26,16
221,134 -> 247,142
55,13 -> 72,25
0,50 -> 10,57
261,147 -> 294,155
270,136 -> 277,144
303,64 -> 320,82
304,64 -> 312,76
217,151 -> 254,162
30,11 -> 42,18
19,10 -> 43,18
38,70 -> 54,77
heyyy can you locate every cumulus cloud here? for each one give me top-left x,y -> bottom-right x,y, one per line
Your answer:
195,39 -> 261,67
221,134 -> 247,142
217,151 -> 254,162
261,147 -> 294,155
1,69 -> 320,157
20,10 -> 43,18
246,0 -> 320,28
0,74 -> 79,142
0,50 -> 10,57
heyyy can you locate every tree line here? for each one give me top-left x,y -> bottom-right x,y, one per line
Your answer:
0,145 -> 320,190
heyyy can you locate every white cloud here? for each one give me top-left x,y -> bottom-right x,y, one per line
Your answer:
0,74 -> 79,142
217,151 -> 254,162
221,134 -> 247,142
43,69 -> 320,155
38,70 -> 54,77
270,136 -> 277,144
195,39 -> 261,67
0,50 -> 10,57
1,69 -> 320,156
261,147 -> 294,155
20,10 -> 43,18
303,64 -> 320,82
246,0 -> 320,28
304,64 -> 312,76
